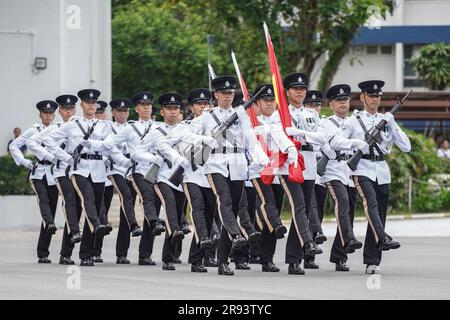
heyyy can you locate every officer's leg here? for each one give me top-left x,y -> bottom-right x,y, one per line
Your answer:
174,189 -> 186,260
315,184 -> 328,223
353,176 -> 387,266
93,184 -> 113,257
111,176 -> 131,259
369,182 -> 390,266
252,178 -> 284,233
301,180 -> 319,264
280,176 -> 312,264
207,174 -> 243,265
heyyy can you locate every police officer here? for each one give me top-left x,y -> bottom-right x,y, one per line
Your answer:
283,73 -> 328,271
320,84 -> 364,271
330,80 -> 411,274
9,100 -> 59,263
28,95 -> 83,265
43,89 -> 120,266
197,75 -> 269,275
249,84 -> 292,272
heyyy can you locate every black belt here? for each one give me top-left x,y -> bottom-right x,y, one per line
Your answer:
362,154 -> 385,162
37,160 -> 52,165
124,153 -> 131,158
336,153 -> 351,161
212,147 -> 244,154
300,144 -> 314,152
80,154 -> 103,160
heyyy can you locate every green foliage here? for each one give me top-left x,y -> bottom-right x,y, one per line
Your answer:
410,43 -> 450,90
0,156 -> 33,195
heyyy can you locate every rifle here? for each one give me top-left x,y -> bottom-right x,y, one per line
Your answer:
65,120 -> 98,176
346,90 -> 412,171
168,85 -> 267,186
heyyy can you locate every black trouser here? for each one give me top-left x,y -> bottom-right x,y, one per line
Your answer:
92,184 -> 114,257
71,174 -> 104,260
280,175 -> 313,264
353,176 -> 389,266
110,175 -> 139,258
315,184 -> 328,223
184,183 -> 216,264
300,180 -> 322,263
253,181 -> 285,264
207,173 -> 244,265
175,204 -> 189,259
233,187 -> 258,264
130,173 -> 159,259
30,176 -> 59,258
204,217 -> 220,260
327,184 -> 357,264
56,177 -> 82,258
155,182 -> 186,263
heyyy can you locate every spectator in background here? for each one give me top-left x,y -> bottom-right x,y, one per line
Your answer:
7,127 -> 26,155
437,139 -> 450,158
434,133 -> 444,149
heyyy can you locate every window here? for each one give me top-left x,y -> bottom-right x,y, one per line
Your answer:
366,46 -> 378,54
403,44 -> 425,88
381,46 -> 392,54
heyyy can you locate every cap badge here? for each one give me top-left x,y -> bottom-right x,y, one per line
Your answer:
298,76 -> 303,83
170,96 -> 175,102
374,84 -> 378,90
120,101 -> 125,107
143,94 -> 148,100
267,88 -> 272,94
200,93 -> 205,98
225,81 -> 230,87
66,98 -> 71,103
89,92 -> 94,98
339,88 -> 344,94
312,94 -> 316,99
46,103 -> 51,109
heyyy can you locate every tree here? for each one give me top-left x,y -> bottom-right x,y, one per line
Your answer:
411,43 -> 450,91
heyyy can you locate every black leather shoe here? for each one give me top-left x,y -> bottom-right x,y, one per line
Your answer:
211,233 -> 220,247
304,241 -> 323,256
262,262 -> 280,272
274,224 -> 288,239
345,238 -> 363,252
191,263 -> 207,273
314,231 -> 327,244
304,260 -> 319,269
377,236 -> 401,251
248,231 -> 262,246
152,222 -> 166,236
70,231 -> 82,244
59,256 -> 74,265
131,225 -> 142,237
162,262 -> 176,271
95,224 -> 108,237
47,222 -> 57,235
171,230 -> 185,245
335,261 -> 350,272
105,223 -> 113,235
235,262 -> 251,270
93,256 -> 103,263
138,257 -> 156,266
116,256 -> 130,264
203,256 -> 218,267
249,255 -> 261,264
80,258 -> 94,266
288,263 -> 305,275
218,263 -> 234,275
38,257 -> 51,264
173,258 -> 182,264
231,235 -> 247,250
181,222 -> 191,234
199,236 -> 214,250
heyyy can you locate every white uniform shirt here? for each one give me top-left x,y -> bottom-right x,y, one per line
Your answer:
288,105 -> 327,180
330,110 -> 411,185
437,148 -> 450,158
9,123 -> 56,185
199,105 -> 268,181
42,116 -> 116,183
318,115 -> 354,187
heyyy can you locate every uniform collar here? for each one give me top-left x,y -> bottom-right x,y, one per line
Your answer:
289,104 -> 303,112
362,110 -> 379,119
331,114 -> 346,124
138,118 -> 152,125
217,107 -> 234,114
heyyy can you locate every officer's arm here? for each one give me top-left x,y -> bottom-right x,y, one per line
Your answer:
270,125 -> 295,153
130,130 -> 162,164
329,118 -> 357,150
389,121 -> 411,152
9,128 -> 35,166
26,126 -> 56,162
42,122 -> 72,163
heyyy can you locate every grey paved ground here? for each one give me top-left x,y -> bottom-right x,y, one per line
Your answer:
1,218 -> 449,300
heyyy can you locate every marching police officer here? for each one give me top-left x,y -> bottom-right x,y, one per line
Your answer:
9,100 -> 59,263
330,80 -> 411,274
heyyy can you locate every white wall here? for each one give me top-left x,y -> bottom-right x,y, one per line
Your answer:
0,0 -> 111,156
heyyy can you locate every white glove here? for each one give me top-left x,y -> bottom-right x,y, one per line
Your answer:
119,158 -> 132,168
287,147 -> 298,167
23,159 -> 34,170
43,153 -> 56,163
351,139 -> 370,153
80,140 -> 91,149
202,136 -> 219,149
321,144 -> 336,159
384,112 -> 395,124
67,157 -> 75,167
235,106 -> 248,120
179,158 -> 190,170
151,155 -> 164,167
285,127 -> 306,137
